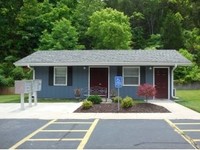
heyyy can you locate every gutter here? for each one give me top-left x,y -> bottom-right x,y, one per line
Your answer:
27,65 -> 35,80
171,64 -> 179,100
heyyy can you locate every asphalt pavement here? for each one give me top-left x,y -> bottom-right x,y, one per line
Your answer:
1,119 -> 199,149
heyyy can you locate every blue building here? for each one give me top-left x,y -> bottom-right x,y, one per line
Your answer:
14,50 -> 191,100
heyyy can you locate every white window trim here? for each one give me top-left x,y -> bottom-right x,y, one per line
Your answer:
53,67 -> 68,86
123,67 -> 140,86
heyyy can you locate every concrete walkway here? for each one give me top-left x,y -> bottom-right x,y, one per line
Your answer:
0,100 -> 200,119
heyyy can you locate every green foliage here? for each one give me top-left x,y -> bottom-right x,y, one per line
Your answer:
38,18 -> 80,50
112,96 -> 122,103
145,34 -> 163,50
82,100 -> 93,109
161,12 -> 184,50
87,95 -> 102,104
0,56 -> 30,87
73,0 -> 105,49
121,96 -> 134,108
1,0 -> 200,85
174,49 -> 200,83
183,28 -> 200,65
87,8 -> 132,49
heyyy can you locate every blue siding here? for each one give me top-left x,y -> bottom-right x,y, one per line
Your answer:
34,65 -> 173,99
145,66 -> 153,84
35,66 -> 88,98
110,66 -> 153,99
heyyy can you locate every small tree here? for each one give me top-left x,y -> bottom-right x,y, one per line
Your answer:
137,84 -> 156,102
87,8 -> 132,49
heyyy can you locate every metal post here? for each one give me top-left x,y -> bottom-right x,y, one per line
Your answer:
28,92 -> 32,107
118,88 -> 120,112
21,93 -> 25,110
34,92 -> 37,106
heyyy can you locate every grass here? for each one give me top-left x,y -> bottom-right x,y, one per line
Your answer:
0,95 -> 21,103
0,94 -> 80,103
176,90 -> 200,113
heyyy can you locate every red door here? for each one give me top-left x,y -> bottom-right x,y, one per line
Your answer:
90,68 -> 108,96
155,68 -> 168,99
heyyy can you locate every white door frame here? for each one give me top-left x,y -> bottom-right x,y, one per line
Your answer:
88,66 -> 110,98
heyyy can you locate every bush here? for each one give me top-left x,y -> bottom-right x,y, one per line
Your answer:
82,101 -> 93,109
137,84 -> 156,102
121,96 -> 134,108
87,95 -> 102,104
112,96 -> 122,103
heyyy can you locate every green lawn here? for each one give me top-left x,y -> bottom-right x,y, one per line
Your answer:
0,94 -> 80,103
176,90 -> 200,113
0,95 -> 21,103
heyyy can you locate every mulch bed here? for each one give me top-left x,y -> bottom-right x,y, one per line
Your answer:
74,103 -> 170,113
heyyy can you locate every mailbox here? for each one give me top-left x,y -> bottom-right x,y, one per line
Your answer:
15,80 -> 42,94
32,80 -> 42,92
15,80 -> 32,94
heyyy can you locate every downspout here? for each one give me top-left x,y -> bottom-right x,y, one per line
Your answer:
27,65 -> 35,80
171,64 -> 178,99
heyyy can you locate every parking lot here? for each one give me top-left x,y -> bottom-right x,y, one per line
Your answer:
1,119 -> 200,149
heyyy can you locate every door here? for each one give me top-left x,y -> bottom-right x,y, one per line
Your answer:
155,68 -> 168,99
90,68 -> 108,96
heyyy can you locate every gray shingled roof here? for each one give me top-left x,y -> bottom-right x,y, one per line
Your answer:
14,50 -> 191,66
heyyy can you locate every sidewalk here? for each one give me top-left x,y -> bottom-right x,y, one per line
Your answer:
0,100 -> 200,119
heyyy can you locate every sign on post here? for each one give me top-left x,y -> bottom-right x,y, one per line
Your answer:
115,76 -> 123,88
115,76 -> 123,111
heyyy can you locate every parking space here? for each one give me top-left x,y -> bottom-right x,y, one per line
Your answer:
0,119 -> 48,149
169,119 -> 200,149
85,119 -> 194,149
1,119 -> 198,149
9,119 -> 98,149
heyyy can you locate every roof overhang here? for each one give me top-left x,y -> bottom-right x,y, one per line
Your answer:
14,62 -> 192,67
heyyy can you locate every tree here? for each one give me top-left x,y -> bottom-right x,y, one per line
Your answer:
174,49 -> 200,83
16,0 -> 54,56
38,18 -> 79,50
145,34 -> 163,49
183,28 -> 200,65
72,0 -> 105,49
130,12 -> 146,49
0,0 -> 23,61
87,8 -> 132,49
137,84 -> 156,102
161,12 -> 184,50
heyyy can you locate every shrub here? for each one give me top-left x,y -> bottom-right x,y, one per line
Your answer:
121,96 -> 134,108
87,95 -> 102,104
112,96 -> 123,103
82,101 -> 93,109
137,84 -> 156,102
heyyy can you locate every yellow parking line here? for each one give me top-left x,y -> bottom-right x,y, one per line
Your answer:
194,139 -> 200,142
174,123 -> 200,125
41,130 -> 88,132
77,119 -> 99,150
165,119 -> 199,150
53,122 -> 92,124
27,138 -> 82,141
9,119 -> 57,149
182,130 -> 200,132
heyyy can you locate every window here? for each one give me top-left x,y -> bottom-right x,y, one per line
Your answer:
54,67 -> 67,85
123,67 -> 140,86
